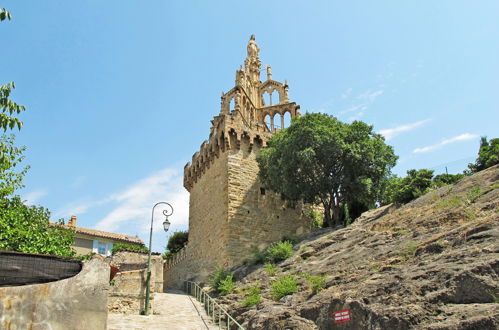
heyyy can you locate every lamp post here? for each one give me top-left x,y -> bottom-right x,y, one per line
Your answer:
143,202 -> 173,316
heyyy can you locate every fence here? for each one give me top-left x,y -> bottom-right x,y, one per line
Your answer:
184,281 -> 245,330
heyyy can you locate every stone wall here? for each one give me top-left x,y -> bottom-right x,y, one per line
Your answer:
0,258 -> 109,330
185,152 -> 230,279
108,251 -> 163,313
226,141 -> 312,266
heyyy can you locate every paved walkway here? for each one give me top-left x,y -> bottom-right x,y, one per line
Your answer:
107,290 -> 218,330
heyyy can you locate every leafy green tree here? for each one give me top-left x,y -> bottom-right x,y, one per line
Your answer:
0,134 -> 29,197
257,113 -> 397,227
0,9 -> 75,257
383,169 -> 434,204
0,196 -> 75,256
467,137 -> 499,173
166,231 -> 188,253
432,173 -> 465,187
1,10 -> 26,165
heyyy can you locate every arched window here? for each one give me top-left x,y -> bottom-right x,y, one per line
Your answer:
271,90 -> 280,105
283,111 -> 292,128
263,91 -> 271,106
273,113 -> 281,130
229,98 -> 236,112
265,114 -> 272,130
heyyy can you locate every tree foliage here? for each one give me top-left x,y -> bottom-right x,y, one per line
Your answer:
467,136 -> 499,173
382,169 -> 434,204
0,134 -> 29,197
0,196 -> 75,256
257,113 -> 397,227
166,230 -> 188,253
0,10 -> 75,257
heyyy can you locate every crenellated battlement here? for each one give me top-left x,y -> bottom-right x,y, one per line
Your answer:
184,35 -> 300,191
166,36 -> 312,289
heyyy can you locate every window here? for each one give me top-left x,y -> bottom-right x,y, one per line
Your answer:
98,242 -> 106,255
260,187 -> 266,195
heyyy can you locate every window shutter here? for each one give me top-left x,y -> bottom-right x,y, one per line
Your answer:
92,240 -> 99,253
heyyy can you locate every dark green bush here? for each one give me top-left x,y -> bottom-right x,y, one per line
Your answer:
271,275 -> 297,301
209,266 -> 232,294
266,241 -> 293,263
218,275 -> 236,296
241,286 -> 262,307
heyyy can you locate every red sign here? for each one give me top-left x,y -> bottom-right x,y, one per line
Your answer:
334,309 -> 351,323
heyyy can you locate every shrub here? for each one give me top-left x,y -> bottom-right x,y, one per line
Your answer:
218,275 -> 236,296
242,286 -> 262,307
264,263 -> 276,276
250,247 -> 266,264
302,274 -> 326,294
162,250 -> 173,260
308,210 -> 324,228
265,241 -> 293,263
111,242 -> 148,255
281,235 -> 301,245
271,275 -> 297,301
209,266 -> 231,292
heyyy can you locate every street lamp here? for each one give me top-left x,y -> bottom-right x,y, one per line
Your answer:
143,202 -> 173,316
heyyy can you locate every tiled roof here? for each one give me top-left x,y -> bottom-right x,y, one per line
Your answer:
50,223 -> 144,245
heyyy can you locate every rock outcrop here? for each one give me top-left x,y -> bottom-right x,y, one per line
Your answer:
213,165 -> 499,329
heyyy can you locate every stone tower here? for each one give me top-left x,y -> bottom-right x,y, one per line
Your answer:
178,36 -> 311,282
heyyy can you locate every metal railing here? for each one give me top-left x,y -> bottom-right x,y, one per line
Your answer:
184,281 -> 245,330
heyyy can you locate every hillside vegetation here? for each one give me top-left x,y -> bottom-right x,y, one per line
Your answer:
214,165 -> 498,329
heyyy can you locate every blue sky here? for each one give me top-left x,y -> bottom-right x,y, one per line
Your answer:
3,1 -> 498,252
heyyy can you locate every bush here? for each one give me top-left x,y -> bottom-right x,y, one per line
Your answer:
265,241 -> 293,263
209,265 -> 231,292
264,263 -> 276,276
251,240 -> 294,265
242,286 -> 262,307
302,274 -> 326,294
111,242 -> 148,255
271,275 -> 297,301
308,210 -> 324,228
281,235 -> 301,245
218,275 -> 236,296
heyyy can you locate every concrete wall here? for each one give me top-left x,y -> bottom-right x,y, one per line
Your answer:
0,258 -> 109,330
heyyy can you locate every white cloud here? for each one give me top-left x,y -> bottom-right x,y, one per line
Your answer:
23,189 -> 48,205
358,89 -> 384,102
54,199 -> 108,218
413,133 -> 478,153
94,167 -> 189,234
379,119 -> 430,141
339,89 -> 384,119
341,88 -> 352,99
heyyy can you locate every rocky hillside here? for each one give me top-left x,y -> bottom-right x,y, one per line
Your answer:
214,165 -> 498,329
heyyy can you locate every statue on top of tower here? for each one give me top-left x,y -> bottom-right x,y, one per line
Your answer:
247,34 -> 259,58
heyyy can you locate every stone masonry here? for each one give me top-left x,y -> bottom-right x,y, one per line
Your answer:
164,36 -> 313,288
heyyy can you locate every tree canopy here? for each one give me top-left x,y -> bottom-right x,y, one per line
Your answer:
0,9 -> 75,256
467,136 -> 499,173
166,231 -> 188,254
257,113 -> 397,227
